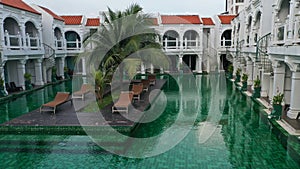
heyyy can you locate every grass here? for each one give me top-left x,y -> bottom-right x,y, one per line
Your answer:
81,94 -> 118,112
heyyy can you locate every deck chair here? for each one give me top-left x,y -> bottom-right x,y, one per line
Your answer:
141,79 -> 150,92
112,91 -> 133,114
148,74 -> 156,86
10,82 -> 23,92
40,92 -> 71,114
72,84 -> 91,100
132,83 -> 143,101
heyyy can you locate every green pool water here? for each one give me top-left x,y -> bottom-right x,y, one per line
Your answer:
0,74 -> 299,168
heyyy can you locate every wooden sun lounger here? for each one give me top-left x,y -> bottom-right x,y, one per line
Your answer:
132,83 -> 143,101
40,92 -> 71,114
72,84 -> 91,100
112,91 -> 133,114
148,74 -> 156,86
141,79 -> 150,92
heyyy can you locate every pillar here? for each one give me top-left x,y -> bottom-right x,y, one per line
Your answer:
272,62 -> 285,98
287,71 -> 300,119
261,72 -> 270,97
196,55 -> 202,73
286,0 -> 296,43
141,62 -> 145,74
246,58 -> 253,85
58,57 -> 65,78
178,55 -> 183,70
17,60 -> 26,89
34,59 -> 44,85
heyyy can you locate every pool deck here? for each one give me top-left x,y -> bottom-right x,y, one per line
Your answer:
234,80 -> 300,135
1,79 -> 166,128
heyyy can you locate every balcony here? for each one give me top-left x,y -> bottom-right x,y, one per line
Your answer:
293,18 -> 300,44
273,22 -> 287,45
3,30 -> 42,50
66,39 -> 82,50
54,38 -> 65,50
220,38 -> 232,47
163,38 -> 200,52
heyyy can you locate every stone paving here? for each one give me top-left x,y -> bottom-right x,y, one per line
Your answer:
1,79 -> 166,127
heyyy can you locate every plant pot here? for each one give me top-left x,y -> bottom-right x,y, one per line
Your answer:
272,104 -> 282,118
25,80 -> 33,90
241,81 -> 247,91
64,72 -> 70,80
252,87 -> 261,98
0,86 -> 7,97
227,73 -> 233,79
235,75 -> 241,83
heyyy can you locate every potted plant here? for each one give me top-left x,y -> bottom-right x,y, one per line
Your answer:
64,67 -> 70,80
241,73 -> 248,91
235,68 -> 241,83
227,64 -> 233,79
51,67 -> 57,82
0,76 -> 7,97
24,73 -> 33,90
252,76 -> 261,98
271,92 -> 284,118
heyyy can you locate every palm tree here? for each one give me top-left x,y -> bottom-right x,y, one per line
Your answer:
83,3 -> 168,97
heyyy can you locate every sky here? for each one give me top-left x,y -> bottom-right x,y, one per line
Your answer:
23,0 -> 226,17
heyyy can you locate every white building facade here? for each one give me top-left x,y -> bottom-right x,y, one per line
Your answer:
230,0 -> 300,120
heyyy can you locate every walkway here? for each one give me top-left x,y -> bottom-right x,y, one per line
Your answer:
1,79 -> 166,127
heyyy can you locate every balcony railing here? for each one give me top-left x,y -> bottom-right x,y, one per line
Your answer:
163,38 -> 200,50
54,38 -> 65,50
221,38 -> 232,47
66,39 -> 82,50
3,31 -> 42,50
293,19 -> 300,44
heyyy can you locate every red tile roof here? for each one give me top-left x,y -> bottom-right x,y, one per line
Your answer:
0,0 -> 40,15
201,18 -> 215,25
39,6 -> 64,21
86,18 -> 100,26
218,15 -> 236,24
161,15 -> 202,24
148,18 -> 158,26
60,15 -> 83,25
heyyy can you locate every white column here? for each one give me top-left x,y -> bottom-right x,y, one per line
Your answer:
261,73 -> 270,97
150,64 -> 154,74
269,75 -> 274,103
141,62 -> 145,74
272,63 -> 286,97
287,71 -> 300,119
286,0 -> 296,43
58,57 -> 65,78
252,62 -> 260,83
20,24 -> 26,49
34,59 -> 44,85
17,60 -> 26,89
197,55 -> 202,73
178,55 -> 183,70
82,57 -> 86,76
246,58 -> 253,85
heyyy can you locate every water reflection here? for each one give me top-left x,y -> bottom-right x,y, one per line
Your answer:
0,80 -> 72,124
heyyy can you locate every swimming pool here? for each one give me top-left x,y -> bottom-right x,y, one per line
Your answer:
0,74 -> 299,168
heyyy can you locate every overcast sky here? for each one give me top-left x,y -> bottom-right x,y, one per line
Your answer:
24,0 -> 225,17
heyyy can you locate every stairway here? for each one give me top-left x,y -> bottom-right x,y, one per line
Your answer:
256,33 -> 272,73
43,43 -> 56,71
